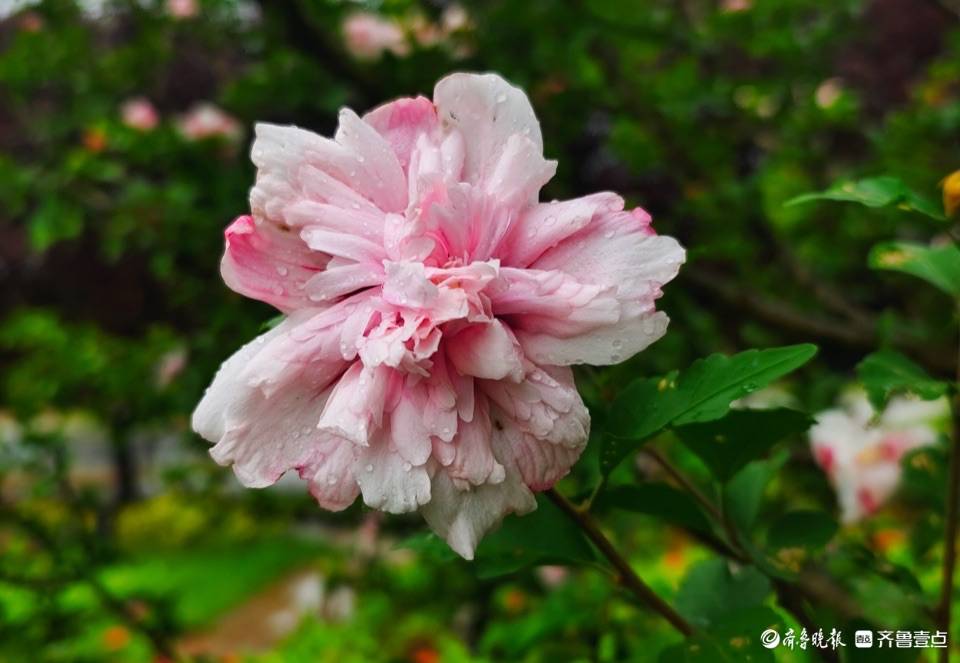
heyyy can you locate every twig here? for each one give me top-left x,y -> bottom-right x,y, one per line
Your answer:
641,444 -> 859,654
936,305 -> 960,663
545,488 -> 695,636
684,268 -> 956,375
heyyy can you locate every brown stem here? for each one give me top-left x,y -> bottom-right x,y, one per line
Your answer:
545,488 -> 695,636
685,268 -> 956,376
936,308 -> 960,663
641,444 -> 861,644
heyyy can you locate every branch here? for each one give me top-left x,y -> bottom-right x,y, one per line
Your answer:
936,305 -> 960,662
545,488 -> 695,636
684,267 -> 956,376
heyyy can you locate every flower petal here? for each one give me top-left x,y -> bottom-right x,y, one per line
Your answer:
354,424 -> 432,513
433,72 -> 543,186
445,319 -> 524,382
220,215 -> 329,312
362,96 -> 439,171
193,317 -> 335,488
421,428 -> 536,560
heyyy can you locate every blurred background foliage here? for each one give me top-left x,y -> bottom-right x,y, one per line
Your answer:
1,0 -> 959,661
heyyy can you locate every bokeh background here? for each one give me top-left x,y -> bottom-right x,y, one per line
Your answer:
1,0 -> 958,661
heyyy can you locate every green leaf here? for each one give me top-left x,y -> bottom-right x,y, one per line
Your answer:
604,345 -> 817,476
856,349 -> 950,410
658,607 -> 781,662
785,176 -> 945,220
675,559 -> 772,627
767,510 -> 837,553
259,314 -> 286,332
674,408 -> 813,482
473,494 -> 598,578
869,241 -> 960,297
595,483 -> 713,535
723,452 -> 789,533
394,532 -> 459,562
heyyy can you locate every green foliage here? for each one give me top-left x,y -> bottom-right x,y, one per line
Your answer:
786,176 -> 945,220
869,241 -> 960,297
2,0 -> 960,660
474,495 -> 599,578
597,483 -> 713,535
604,345 -> 817,475
675,559 -> 771,628
857,349 -> 950,410
674,408 -> 813,482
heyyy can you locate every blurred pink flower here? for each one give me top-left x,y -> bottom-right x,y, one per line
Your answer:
192,73 -> 684,559
810,392 -> 949,523
154,346 -> 188,388
166,0 -> 198,19
342,12 -> 409,60
120,97 -> 159,131
177,103 -> 242,142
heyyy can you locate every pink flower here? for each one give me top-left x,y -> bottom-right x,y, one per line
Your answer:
177,103 -> 242,142
342,12 -> 409,60
120,97 -> 159,132
166,0 -> 198,19
192,73 -> 685,558
810,391 -> 949,523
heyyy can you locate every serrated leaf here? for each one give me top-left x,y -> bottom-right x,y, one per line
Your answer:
603,345 -> 817,476
856,349 -> 949,410
785,176 -> 945,220
595,483 -> 713,535
869,241 -> 960,297
674,408 -> 813,482
473,494 -> 598,578
675,559 -> 772,627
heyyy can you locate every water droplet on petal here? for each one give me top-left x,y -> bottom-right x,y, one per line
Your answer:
403,462 -> 412,472
496,93 -> 507,104
276,265 -> 288,276
365,464 -> 374,473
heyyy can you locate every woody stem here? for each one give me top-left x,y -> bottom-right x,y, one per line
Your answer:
545,488 -> 695,636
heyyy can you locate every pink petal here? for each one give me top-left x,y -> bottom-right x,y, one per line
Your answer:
354,423 -> 432,513
362,96 -> 439,171
421,428 -> 536,560
193,318 -> 334,488
433,73 -> 544,186
220,215 -> 328,312
299,437 -> 360,511
482,363 -> 589,449
334,108 -> 408,212
317,362 -> 395,445
498,193 -> 624,267
445,319 -> 524,381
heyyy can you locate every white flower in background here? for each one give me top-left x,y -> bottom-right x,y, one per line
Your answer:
810,391 -> 949,523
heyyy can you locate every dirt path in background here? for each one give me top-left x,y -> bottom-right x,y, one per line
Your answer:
176,568 -> 324,659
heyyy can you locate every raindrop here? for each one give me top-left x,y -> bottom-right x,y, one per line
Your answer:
544,216 -> 556,226
327,476 -> 337,485
276,265 -> 289,276
612,339 -> 623,349
403,462 -> 412,472
272,285 -> 284,295
496,93 -> 507,104
365,464 -> 374,473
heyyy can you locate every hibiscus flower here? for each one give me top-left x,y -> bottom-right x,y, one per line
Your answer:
193,73 -> 685,558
